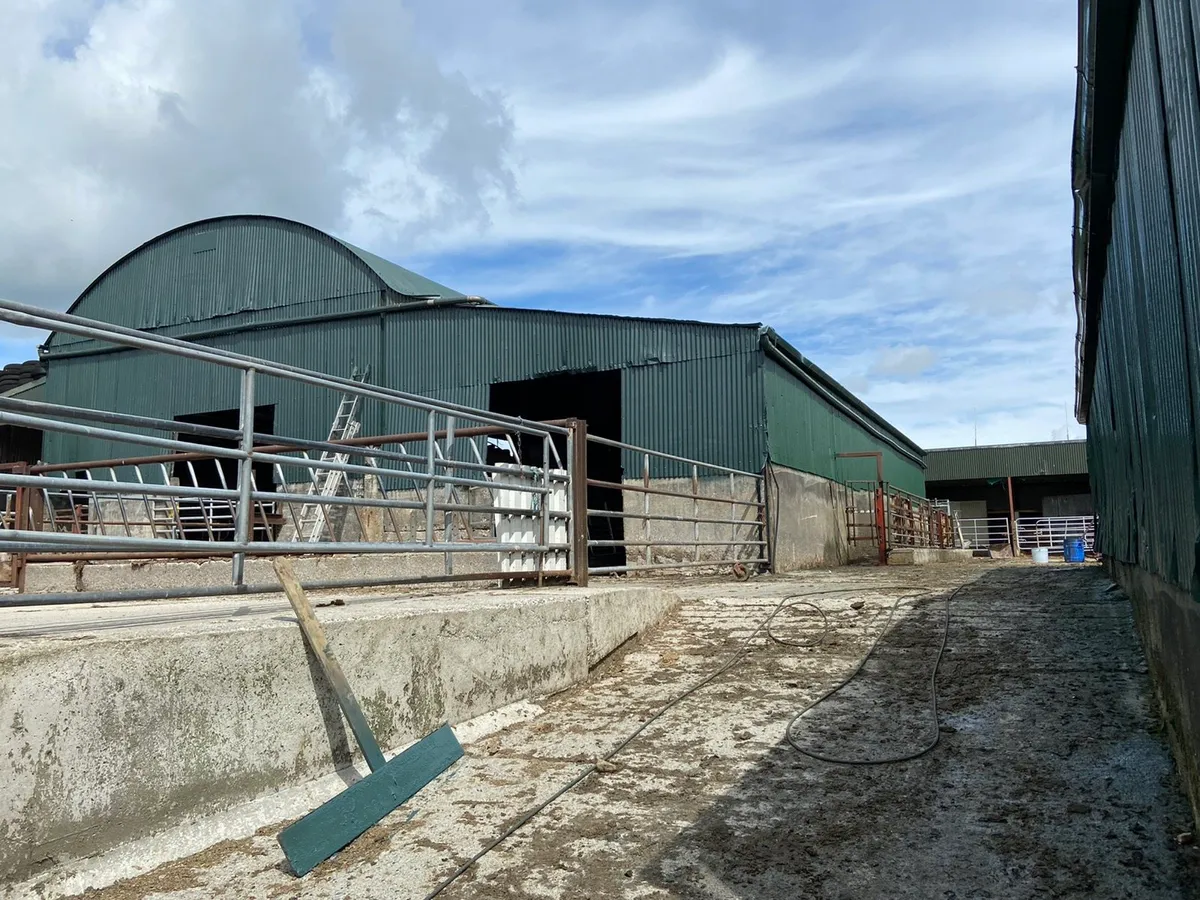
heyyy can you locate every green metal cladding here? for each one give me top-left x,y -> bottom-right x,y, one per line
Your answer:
40,215 -> 925,491
1075,0 -> 1200,594
924,441 -> 1089,483
763,358 -> 925,496
47,216 -> 470,355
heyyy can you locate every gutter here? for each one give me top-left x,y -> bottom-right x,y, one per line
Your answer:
759,328 -> 926,469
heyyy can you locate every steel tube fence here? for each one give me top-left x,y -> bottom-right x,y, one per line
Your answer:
844,481 -> 955,558
0,298 -> 786,602
582,435 -> 767,576
0,298 -> 578,599
1016,516 -> 1096,554
956,517 -> 1012,550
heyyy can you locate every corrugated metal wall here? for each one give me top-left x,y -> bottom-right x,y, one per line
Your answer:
50,218 -> 386,353
1089,0 -> 1200,592
924,441 -> 1088,482
40,214 -> 925,488
763,358 -> 926,496
42,308 -> 769,476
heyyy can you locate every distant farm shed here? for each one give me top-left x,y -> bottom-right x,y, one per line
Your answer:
39,215 -> 926,497
926,440 -> 1091,521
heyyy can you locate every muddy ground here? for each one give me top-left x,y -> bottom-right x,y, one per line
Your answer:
55,563 -> 1200,899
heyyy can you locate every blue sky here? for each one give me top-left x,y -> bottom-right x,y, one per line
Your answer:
0,0 -> 1081,448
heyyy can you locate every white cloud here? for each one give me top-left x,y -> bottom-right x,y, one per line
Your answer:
869,347 -> 938,379
0,0 -> 1081,450
0,0 -> 513,314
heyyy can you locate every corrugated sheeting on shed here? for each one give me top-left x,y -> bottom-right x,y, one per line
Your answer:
1082,0 -> 1200,593
763,358 -> 925,496
39,214 -> 925,490
47,216 -> 467,354
925,441 -> 1088,482
41,307 -> 769,476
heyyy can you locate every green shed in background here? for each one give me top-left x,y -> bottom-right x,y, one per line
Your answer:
39,215 -> 925,493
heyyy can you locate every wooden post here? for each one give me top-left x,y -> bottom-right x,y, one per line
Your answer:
273,557 -> 386,772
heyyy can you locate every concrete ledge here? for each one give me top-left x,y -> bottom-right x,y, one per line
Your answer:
888,548 -> 977,566
0,584 -> 679,884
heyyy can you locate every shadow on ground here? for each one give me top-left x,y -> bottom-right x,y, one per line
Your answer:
644,567 -> 1200,900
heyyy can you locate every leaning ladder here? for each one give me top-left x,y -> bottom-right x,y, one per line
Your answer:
296,367 -> 370,542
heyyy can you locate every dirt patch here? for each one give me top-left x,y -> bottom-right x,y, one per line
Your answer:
71,838 -> 264,900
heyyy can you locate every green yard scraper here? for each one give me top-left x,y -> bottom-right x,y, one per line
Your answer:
272,558 -> 463,877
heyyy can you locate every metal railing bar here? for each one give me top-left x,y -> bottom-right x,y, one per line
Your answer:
589,558 -> 765,575
13,478 -> 571,520
583,509 -> 762,527
587,539 -> 767,547
19,416 -> 564,489
0,298 -> 570,436
0,568 -> 577,610
82,469 -> 106,537
1,411 -> 253,462
0,529 -> 570,554
3,397 -> 569,467
108,467 -> 133,537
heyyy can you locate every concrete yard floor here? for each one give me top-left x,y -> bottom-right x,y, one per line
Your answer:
49,563 -> 1200,899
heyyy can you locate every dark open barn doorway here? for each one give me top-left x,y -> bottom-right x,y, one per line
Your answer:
174,405 -> 277,541
489,369 -> 625,570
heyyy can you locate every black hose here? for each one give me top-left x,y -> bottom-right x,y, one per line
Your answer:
423,584 -> 933,898
785,581 -> 968,765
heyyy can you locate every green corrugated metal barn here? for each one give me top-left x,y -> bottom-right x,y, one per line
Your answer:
1073,0 -> 1200,823
925,440 -> 1091,521
39,215 -> 925,493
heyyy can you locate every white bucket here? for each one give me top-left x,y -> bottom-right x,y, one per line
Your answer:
1032,547 -> 1051,565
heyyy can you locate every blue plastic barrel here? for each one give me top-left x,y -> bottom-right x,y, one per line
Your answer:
1063,537 -> 1085,563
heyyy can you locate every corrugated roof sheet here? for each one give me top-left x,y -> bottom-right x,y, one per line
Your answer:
46,216 -> 475,351
925,441 -> 1088,482
333,240 -> 468,302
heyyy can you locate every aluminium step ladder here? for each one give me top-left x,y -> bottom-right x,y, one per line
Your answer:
296,367 -> 371,542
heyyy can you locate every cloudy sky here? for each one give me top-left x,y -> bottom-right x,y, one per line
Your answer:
0,0 -> 1080,448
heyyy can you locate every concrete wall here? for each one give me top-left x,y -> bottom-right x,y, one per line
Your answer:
1111,560 -> 1200,828
0,584 -> 678,883
765,463 -> 861,571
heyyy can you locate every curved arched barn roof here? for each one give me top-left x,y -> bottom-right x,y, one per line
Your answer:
46,215 -> 482,352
